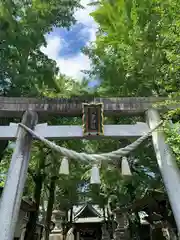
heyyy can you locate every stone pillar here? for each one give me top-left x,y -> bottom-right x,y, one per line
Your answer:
114,208 -> 129,240
0,111 -> 38,240
147,108 -> 180,233
101,223 -> 110,240
76,231 -> 80,240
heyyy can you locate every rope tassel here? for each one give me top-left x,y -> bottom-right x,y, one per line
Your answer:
90,164 -> 101,184
121,157 -> 132,176
59,157 -> 69,175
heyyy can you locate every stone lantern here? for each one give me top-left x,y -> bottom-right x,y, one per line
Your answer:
49,210 -> 66,240
113,207 -> 129,240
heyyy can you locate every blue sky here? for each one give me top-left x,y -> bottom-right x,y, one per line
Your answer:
41,0 -> 98,83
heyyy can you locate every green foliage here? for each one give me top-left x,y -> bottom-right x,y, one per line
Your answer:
81,0 -> 180,211
0,0 -> 90,233
165,122 -> 180,162
1,1 -> 180,235
38,74 -> 90,98
0,0 -> 81,97
0,147 -> 13,187
84,0 -> 180,97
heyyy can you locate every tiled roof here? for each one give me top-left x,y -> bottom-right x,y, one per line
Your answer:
67,204 -> 105,222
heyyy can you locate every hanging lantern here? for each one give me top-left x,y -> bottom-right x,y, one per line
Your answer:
59,157 -> 69,175
90,164 -> 101,184
121,157 -> 132,176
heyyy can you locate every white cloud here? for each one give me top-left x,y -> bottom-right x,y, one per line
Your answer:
40,0 -> 98,80
56,53 -> 91,80
75,0 -> 98,42
75,0 -> 95,26
40,36 -> 61,60
40,35 -> 91,80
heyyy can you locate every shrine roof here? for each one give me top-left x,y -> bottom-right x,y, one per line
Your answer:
129,189 -> 166,212
68,203 -> 106,223
74,203 -> 102,219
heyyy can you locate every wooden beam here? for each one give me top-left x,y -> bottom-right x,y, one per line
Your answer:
0,97 -> 169,118
0,111 -> 38,240
2,122 -> 150,140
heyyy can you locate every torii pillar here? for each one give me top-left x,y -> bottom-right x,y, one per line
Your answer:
147,108 -> 180,233
0,111 -> 38,240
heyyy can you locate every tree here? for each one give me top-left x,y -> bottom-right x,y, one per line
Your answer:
1,1 -> 180,239
84,0 -> 180,97
24,144 -> 50,240
0,0 -> 83,162
0,0 -> 82,97
82,0 -> 180,237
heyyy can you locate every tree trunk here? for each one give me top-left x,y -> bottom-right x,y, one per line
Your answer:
24,174 -> 44,240
65,209 -> 68,223
62,216 -> 66,240
0,140 -> 8,161
69,205 -> 74,224
40,195 -> 46,224
103,206 -> 106,220
44,176 -> 57,240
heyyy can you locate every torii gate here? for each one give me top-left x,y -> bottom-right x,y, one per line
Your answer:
0,97 -> 179,240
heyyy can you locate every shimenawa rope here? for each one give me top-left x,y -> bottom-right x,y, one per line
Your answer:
18,120 -> 163,163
